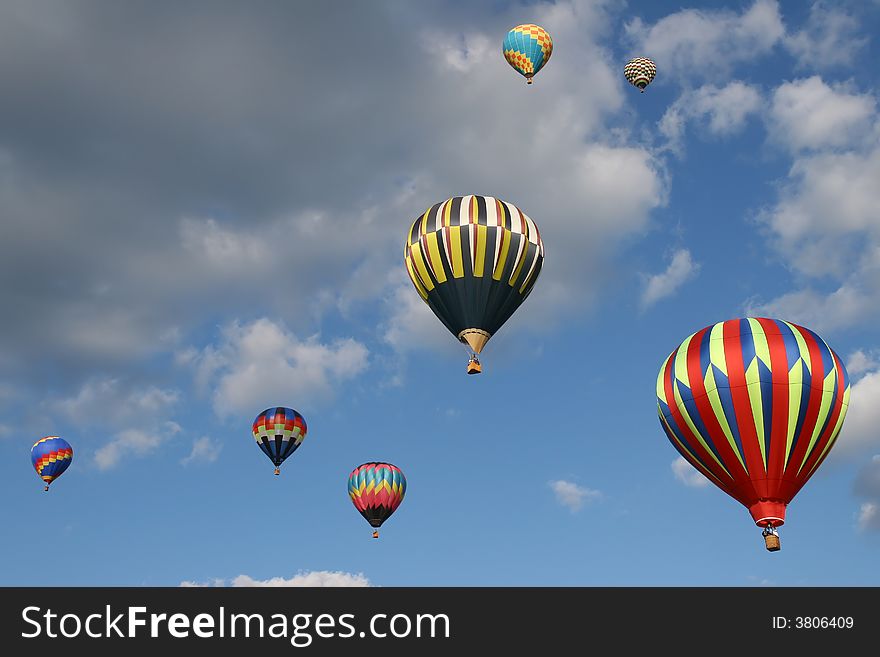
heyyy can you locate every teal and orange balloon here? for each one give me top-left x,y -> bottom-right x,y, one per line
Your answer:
503,24 -> 553,84
656,318 -> 850,551
348,462 -> 406,538
252,407 -> 308,476
31,436 -> 73,492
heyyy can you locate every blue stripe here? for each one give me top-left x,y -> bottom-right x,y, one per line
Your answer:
713,364 -> 747,471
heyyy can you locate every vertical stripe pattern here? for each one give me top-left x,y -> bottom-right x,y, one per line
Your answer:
656,318 -> 850,526
403,195 -> 544,345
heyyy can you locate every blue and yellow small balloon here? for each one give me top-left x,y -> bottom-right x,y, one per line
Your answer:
503,24 -> 553,84
31,436 -> 73,491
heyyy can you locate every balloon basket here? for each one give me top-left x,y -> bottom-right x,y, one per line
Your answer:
44,485 -> 49,492
372,531 -> 379,539
763,533 -> 780,552
466,359 -> 482,375
274,467 -> 280,476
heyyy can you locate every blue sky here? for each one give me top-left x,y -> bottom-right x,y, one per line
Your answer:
2,0 -> 879,587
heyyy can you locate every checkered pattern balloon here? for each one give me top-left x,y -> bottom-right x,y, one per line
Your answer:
624,57 -> 657,92
31,436 -> 73,490
503,24 -> 553,84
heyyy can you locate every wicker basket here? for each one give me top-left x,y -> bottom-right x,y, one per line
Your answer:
764,534 -> 781,552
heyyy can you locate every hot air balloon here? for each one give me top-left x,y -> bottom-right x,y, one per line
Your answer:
404,195 -> 544,374
503,24 -> 553,84
348,462 -> 406,538
624,57 -> 656,92
31,436 -> 73,492
656,318 -> 850,552
251,407 -> 308,475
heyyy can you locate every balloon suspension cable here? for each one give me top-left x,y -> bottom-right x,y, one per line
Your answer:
372,530 -> 379,539
274,467 -> 280,476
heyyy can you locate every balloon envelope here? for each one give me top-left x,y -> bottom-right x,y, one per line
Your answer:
348,462 -> 406,529
503,24 -> 553,83
403,195 -> 544,361
624,57 -> 656,91
252,407 -> 308,470
657,318 -> 850,528
31,436 -> 73,489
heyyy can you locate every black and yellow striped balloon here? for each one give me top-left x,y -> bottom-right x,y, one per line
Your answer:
404,195 -> 544,366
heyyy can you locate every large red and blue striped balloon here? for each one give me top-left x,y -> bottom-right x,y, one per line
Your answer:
31,436 -> 73,491
252,407 -> 308,474
657,318 -> 850,529
348,462 -> 406,537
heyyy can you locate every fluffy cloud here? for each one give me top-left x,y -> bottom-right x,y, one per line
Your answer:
854,456 -> 880,532
624,0 -> 784,83
180,436 -> 220,466
95,422 -> 182,470
828,370 -> 880,458
640,249 -> 699,309
181,571 -> 371,587
660,82 -> 762,154
671,456 -> 710,488
750,75 -> 880,328
182,318 -> 368,416
846,350 -> 879,378
784,2 -> 869,71
767,77 -> 876,153
549,480 -> 602,512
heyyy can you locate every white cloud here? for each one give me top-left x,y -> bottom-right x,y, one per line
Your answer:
660,82 -> 762,154
828,372 -> 880,458
549,480 -> 602,512
857,503 -> 880,532
784,2 -> 868,71
180,436 -> 220,466
95,422 -> 182,470
183,318 -> 368,416
625,0 -> 784,83
181,570 -> 371,587
671,457 -> 709,488
847,350 -> 879,378
60,378 -> 179,426
768,77 -> 875,153
640,249 -> 699,309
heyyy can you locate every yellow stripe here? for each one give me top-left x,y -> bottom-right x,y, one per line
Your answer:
656,355 -> 671,403
425,233 -> 447,284
786,361 -> 803,465
493,229 -> 510,280
509,235 -> 528,287
673,334 -> 693,388
747,318 -> 772,369
784,321 -> 812,372
804,384 -> 850,478
659,410 -> 727,486
708,323 -> 727,376
745,369 -> 766,470
419,207 -> 431,237
798,367 -> 837,475
443,199 -> 453,227
405,257 -> 429,299
410,247 -> 435,291
449,226 -> 464,278
518,251 -> 540,293
705,365 -> 746,471
673,379 -> 731,476
474,225 -> 487,277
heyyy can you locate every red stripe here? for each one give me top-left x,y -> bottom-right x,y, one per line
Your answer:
797,350 -> 846,484
684,328 -> 747,497
781,326 -> 826,495
722,320 -> 767,500
758,317 -> 790,501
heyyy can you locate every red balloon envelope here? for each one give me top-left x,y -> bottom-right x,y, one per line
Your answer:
656,318 -> 850,550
